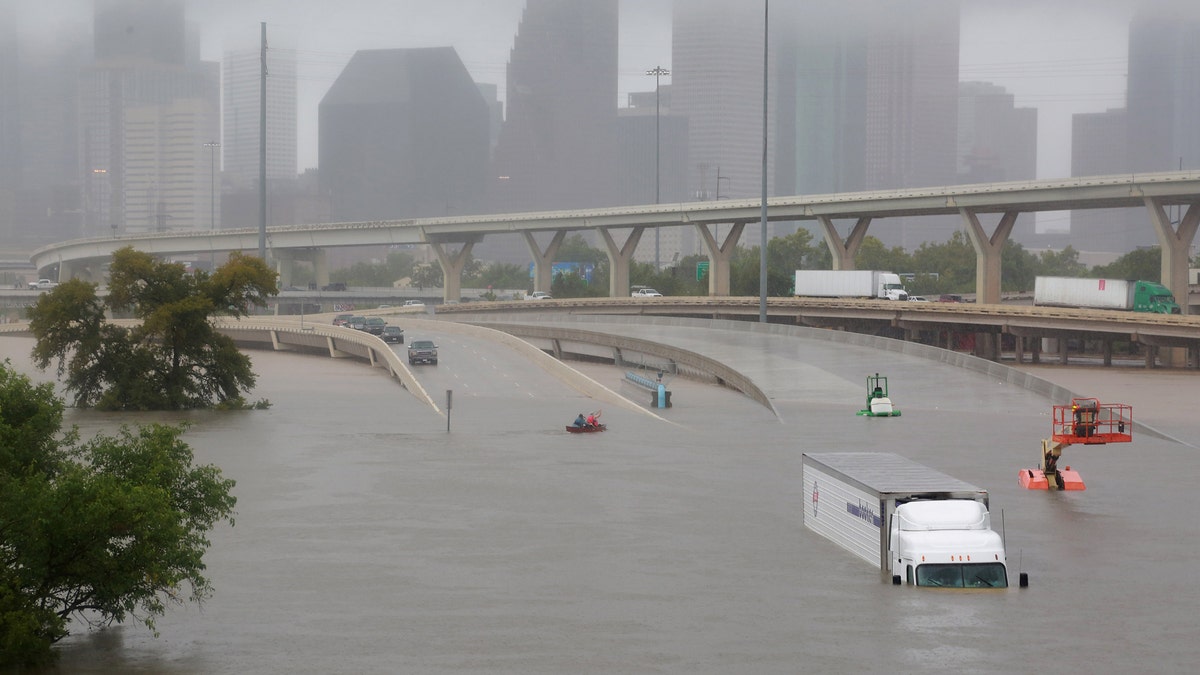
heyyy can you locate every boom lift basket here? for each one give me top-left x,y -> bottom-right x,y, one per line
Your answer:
1020,397 -> 1133,491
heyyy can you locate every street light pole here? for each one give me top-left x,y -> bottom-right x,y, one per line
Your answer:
646,66 -> 669,270
759,0 -> 769,323
204,140 -> 220,269
204,142 -> 220,231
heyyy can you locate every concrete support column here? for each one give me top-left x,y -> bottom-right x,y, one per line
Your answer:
1145,198 -> 1200,316
598,227 -> 645,298
523,231 -> 566,294
1145,198 -> 1199,366
817,216 -> 872,270
695,221 -> 746,296
1013,335 -> 1024,364
1103,340 -> 1113,367
273,251 -> 299,289
961,209 -> 1017,305
428,239 -> 476,303
313,249 -> 330,288
57,260 -> 76,282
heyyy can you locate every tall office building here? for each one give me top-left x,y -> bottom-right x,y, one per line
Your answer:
772,0 -> 960,250
1127,4 -> 1200,175
491,0 -> 619,215
0,1 -> 18,246
0,3 -> 91,251
222,46 -> 297,192
1065,3 -> 1200,254
957,81 -> 1038,245
79,0 -> 219,237
1071,108 -> 1136,253
672,0 -> 773,205
774,1 -> 867,199
618,87 -> 688,265
319,48 -> 489,223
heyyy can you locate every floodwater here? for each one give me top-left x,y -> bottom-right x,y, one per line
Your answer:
3,321 -> 1198,674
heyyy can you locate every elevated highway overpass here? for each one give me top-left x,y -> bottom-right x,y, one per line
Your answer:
433,296 -> 1200,369
28,171 -> 1200,312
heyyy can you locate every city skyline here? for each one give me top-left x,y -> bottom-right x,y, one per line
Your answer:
8,0 -> 1143,179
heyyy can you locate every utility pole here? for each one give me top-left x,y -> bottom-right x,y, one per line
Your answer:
646,66 -> 669,270
259,22 -> 267,261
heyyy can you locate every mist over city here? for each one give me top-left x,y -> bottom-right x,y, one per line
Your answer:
2,0 -> 1198,266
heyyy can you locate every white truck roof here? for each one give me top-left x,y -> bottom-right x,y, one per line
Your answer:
802,452 -> 987,497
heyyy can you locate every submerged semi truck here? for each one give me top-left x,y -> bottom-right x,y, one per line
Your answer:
793,270 -> 908,300
1033,276 -> 1180,314
802,452 -> 1024,589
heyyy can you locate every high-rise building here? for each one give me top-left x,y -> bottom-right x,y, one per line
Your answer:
319,48 -> 489,223
618,86 -> 688,265
0,3 -> 90,250
222,46 -> 297,191
774,0 -> 867,198
1066,3 -> 1200,254
771,0 -> 961,250
672,0 -> 773,204
490,0 -> 619,215
1127,4 -> 1200,175
79,0 -> 218,237
957,81 -> 1038,245
1071,108 -> 1136,252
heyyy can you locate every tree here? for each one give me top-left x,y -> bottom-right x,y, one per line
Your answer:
1091,246 -> 1162,281
1035,245 -> 1089,278
0,361 -> 237,667
910,230 -> 977,292
27,247 -> 277,410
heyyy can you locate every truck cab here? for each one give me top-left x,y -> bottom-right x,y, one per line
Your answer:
876,273 -> 908,301
889,500 -> 1009,588
1130,280 -> 1181,314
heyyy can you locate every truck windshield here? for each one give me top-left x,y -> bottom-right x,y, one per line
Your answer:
916,563 -> 1008,588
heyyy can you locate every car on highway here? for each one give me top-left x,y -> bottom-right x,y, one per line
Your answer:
524,291 -> 552,300
381,325 -> 405,343
28,279 -> 58,290
908,295 -> 930,302
403,300 -> 425,308
363,317 -> 387,335
321,282 -> 347,291
346,316 -> 367,331
938,294 -> 964,303
408,340 -> 438,365
631,287 -> 663,297
333,313 -> 354,326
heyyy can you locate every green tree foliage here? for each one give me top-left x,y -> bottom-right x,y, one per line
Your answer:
333,251 -> 418,288
1035,245 -> 1089,278
1091,246 -> 1162,281
854,236 -> 913,274
910,230 -> 977,292
1001,240 -> 1039,292
27,247 -> 277,410
0,362 -> 236,667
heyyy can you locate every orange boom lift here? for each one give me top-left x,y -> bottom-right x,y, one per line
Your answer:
1019,398 -> 1133,491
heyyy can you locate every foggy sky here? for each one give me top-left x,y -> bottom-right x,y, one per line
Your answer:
10,0 -> 1179,181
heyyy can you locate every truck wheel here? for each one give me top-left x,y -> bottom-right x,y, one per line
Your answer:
892,574 -> 901,585
1019,572 -> 1029,588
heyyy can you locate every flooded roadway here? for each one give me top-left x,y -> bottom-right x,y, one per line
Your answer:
4,317 -> 1198,674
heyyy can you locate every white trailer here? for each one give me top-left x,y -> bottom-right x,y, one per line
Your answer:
802,452 -> 1022,588
1033,276 -> 1180,314
793,270 -> 908,300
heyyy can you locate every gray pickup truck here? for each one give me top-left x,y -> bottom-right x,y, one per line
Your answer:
407,340 -> 438,365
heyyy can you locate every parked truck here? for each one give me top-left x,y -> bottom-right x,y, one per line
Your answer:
802,452 -> 1023,588
793,270 -> 908,300
1033,276 -> 1180,314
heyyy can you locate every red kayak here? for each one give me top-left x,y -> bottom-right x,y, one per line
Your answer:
566,424 -> 606,433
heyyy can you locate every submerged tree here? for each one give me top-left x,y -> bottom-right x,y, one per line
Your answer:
27,247 -> 277,410
0,361 -> 237,667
